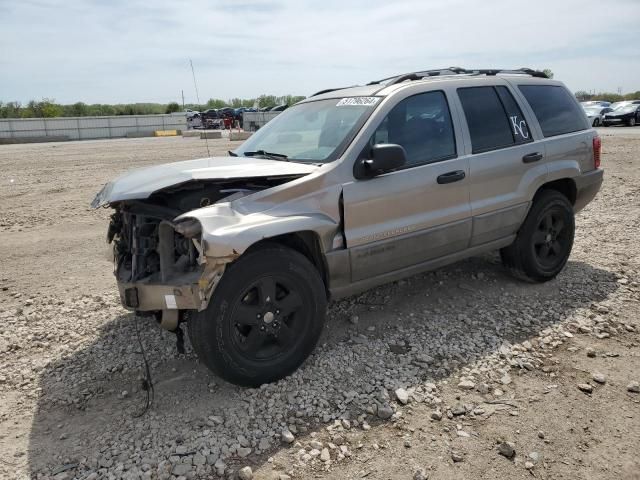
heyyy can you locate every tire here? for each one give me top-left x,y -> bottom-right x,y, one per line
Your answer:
500,190 -> 575,283
188,244 -> 327,386
593,118 -> 600,127
628,118 -> 636,127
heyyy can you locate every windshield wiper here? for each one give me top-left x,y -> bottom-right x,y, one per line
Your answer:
228,150 -> 238,157
243,150 -> 289,161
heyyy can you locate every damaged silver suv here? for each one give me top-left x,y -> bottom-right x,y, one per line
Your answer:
93,68 -> 603,386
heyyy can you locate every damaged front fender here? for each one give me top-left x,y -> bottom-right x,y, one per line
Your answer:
179,208 -> 339,259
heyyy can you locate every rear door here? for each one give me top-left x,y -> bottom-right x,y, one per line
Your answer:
342,89 -> 472,282
455,84 -> 547,246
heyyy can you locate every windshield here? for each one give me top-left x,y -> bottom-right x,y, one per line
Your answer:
234,98 -> 379,163
614,105 -> 636,113
583,107 -> 601,114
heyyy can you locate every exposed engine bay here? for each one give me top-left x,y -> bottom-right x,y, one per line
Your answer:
106,176 -> 299,286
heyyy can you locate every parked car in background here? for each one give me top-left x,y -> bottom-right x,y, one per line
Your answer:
218,107 -> 235,118
603,103 -> 640,126
92,67 -> 602,386
583,105 -> 613,126
581,100 -> 611,108
610,100 -> 640,110
185,109 -> 199,118
201,109 -> 223,129
186,113 -> 203,129
201,108 -> 219,120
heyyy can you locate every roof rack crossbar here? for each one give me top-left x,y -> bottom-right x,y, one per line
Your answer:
380,67 -> 548,86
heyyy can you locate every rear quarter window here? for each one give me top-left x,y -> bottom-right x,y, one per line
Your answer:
518,85 -> 588,137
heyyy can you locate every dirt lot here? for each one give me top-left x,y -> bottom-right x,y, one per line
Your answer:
0,130 -> 639,480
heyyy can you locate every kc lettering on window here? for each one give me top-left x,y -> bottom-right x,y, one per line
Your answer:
509,115 -> 529,138
510,116 -> 529,139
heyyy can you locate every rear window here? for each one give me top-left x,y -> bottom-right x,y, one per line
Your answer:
518,85 -> 588,137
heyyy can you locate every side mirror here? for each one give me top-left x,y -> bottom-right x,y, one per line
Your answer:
355,143 -> 406,179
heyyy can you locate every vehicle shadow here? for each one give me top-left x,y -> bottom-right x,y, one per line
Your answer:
26,256 -> 620,478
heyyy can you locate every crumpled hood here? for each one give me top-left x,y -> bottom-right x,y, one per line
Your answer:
91,156 -> 319,208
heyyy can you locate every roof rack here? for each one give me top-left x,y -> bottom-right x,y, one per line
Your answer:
369,67 -> 548,86
310,68 -> 547,98
310,85 -> 357,97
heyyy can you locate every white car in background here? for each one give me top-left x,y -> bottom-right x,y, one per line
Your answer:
610,100 -> 640,110
580,100 -> 610,108
582,105 -> 613,127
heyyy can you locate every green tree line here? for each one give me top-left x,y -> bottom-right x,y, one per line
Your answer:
574,91 -> 640,103
0,94 -> 307,119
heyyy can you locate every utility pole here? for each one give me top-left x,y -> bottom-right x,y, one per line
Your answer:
181,90 -> 185,109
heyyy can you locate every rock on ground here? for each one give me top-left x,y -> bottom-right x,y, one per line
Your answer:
238,466 -> 253,480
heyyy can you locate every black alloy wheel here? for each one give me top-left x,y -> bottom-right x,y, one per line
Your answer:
501,190 -> 575,282
188,244 -> 326,386
532,208 -> 571,271
230,275 -> 306,362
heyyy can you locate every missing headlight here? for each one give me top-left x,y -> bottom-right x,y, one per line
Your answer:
174,218 -> 202,239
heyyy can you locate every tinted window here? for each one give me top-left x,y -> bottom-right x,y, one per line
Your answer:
370,91 -> 456,166
458,86 -> 515,153
519,85 -> 588,137
496,86 -> 532,144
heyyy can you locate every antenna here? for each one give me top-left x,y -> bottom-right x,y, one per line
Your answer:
190,59 -> 211,158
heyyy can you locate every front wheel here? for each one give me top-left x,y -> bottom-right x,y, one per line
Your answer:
501,190 -> 575,282
628,118 -> 637,127
188,244 -> 327,386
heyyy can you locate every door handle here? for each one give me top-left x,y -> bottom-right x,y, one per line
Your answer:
437,170 -> 466,184
522,152 -> 543,163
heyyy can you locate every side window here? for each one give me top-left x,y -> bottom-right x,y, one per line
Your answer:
370,91 -> 456,167
457,86 -> 515,153
495,86 -> 532,144
518,85 -> 588,137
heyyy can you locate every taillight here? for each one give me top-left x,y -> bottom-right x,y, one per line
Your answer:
593,136 -> 601,169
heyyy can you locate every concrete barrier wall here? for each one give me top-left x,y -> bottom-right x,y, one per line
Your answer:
0,114 -> 187,142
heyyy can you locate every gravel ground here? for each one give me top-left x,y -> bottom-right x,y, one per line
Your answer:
0,131 -> 639,480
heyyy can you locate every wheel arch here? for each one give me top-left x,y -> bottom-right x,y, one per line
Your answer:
247,231 -> 331,297
535,178 -> 577,206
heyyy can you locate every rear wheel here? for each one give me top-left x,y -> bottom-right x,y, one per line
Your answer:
188,244 -> 326,386
593,118 -> 600,127
501,190 -> 575,282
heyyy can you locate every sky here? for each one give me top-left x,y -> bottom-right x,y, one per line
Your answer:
1,0 -> 639,104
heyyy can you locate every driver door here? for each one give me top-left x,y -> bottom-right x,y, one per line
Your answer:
342,90 -> 472,282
